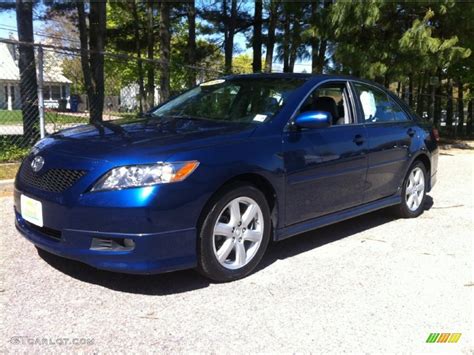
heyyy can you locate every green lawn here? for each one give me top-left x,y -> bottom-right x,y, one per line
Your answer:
0,110 -> 137,125
0,110 -> 87,125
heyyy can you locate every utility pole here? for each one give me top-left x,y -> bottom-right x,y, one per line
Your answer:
37,45 -> 45,138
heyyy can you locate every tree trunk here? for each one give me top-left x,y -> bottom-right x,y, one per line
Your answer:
415,74 -> 423,115
384,73 -> 390,89
288,14 -> 299,73
186,0 -> 196,87
264,0 -> 278,73
76,1 -> 106,123
408,73 -> 414,107
146,0 -> 155,108
467,96 -> 472,136
433,71 -> 442,127
16,0 -> 40,144
252,0 -> 262,72
159,0 -> 171,102
224,0 -> 237,73
316,39 -> 327,73
311,39 -> 320,74
76,2 -> 94,114
446,78 -> 453,134
88,1 -> 106,123
282,11 -> 290,73
311,0 -> 328,73
222,0 -> 228,72
457,79 -> 464,136
289,19 -> 300,73
131,1 -> 146,114
311,0 -> 319,74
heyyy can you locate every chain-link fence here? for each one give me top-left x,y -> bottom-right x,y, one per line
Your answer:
0,38 -> 221,165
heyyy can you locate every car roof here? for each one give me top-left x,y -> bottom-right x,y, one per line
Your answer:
223,73 -> 385,88
224,73 -> 361,80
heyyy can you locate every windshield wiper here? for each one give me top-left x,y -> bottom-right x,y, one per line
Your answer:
156,114 -> 210,121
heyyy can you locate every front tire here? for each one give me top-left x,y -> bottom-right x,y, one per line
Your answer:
197,184 -> 271,282
394,161 -> 427,218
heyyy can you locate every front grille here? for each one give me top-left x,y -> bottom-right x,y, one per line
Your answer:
18,160 -> 87,193
24,221 -> 62,241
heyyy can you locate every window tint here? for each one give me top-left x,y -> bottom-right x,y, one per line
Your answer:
390,98 -> 409,121
354,83 -> 409,123
299,82 -> 352,125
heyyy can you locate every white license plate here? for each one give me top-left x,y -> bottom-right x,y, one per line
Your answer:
21,194 -> 43,227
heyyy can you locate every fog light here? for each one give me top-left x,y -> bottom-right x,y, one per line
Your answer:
90,238 -> 135,251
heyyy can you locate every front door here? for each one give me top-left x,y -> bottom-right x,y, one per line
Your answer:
283,81 -> 368,226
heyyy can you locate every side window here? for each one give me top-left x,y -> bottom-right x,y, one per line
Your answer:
354,83 -> 409,123
390,97 -> 410,121
299,82 -> 353,125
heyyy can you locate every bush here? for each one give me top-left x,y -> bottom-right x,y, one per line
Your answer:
0,137 -> 30,163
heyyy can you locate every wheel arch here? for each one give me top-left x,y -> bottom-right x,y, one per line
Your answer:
407,152 -> 432,191
413,153 -> 431,174
197,173 -> 279,239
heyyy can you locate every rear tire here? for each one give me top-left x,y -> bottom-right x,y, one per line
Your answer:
197,184 -> 271,282
393,161 -> 427,218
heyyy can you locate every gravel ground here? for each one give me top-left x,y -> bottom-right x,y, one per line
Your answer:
0,150 -> 472,354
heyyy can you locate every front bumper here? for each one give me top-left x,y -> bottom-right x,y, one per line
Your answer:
15,210 -> 197,274
14,187 -> 198,274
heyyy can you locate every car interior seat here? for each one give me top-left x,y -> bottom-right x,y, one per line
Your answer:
312,96 -> 340,125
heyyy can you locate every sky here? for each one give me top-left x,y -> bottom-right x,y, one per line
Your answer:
0,8 -> 312,73
0,10 -> 19,39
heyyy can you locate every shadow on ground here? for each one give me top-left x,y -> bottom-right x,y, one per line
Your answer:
38,196 -> 433,296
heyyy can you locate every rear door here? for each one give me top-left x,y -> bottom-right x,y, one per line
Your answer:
283,80 -> 368,225
351,81 -> 415,202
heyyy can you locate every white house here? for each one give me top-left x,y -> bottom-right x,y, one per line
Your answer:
120,83 -> 160,112
0,42 -> 72,111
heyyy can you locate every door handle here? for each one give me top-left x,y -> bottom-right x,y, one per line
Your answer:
407,128 -> 415,137
353,134 -> 364,146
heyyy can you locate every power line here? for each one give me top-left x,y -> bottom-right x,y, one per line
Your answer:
0,24 -> 80,45
0,37 -> 224,74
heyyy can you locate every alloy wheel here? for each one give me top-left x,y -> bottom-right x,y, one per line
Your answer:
212,197 -> 264,270
405,166 -> 425,211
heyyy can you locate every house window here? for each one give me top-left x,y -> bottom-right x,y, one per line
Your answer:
3,86 -> 7,104
51,85 -> 61,100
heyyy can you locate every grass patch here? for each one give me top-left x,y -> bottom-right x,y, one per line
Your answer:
0,163 -> 20,180
0,110 -> 138,126
0,110 -> 87,125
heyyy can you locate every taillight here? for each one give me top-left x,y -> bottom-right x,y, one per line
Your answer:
432,128 -> 440,142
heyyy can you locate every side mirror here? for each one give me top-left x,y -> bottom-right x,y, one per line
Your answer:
294,111 -> 332,129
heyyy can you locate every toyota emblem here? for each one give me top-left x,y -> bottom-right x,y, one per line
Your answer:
31,156 -> 45,173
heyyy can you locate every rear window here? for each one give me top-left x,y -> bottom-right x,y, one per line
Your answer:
354,83 -> 410,123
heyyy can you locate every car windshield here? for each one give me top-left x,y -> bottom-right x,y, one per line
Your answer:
150,78 -> 306,123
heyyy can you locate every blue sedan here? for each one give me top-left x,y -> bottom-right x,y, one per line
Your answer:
14,74 -> 439,281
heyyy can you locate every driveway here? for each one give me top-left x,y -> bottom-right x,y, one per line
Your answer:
0,150 -> 472,353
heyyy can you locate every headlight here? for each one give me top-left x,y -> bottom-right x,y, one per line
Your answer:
91,161 -> 199,191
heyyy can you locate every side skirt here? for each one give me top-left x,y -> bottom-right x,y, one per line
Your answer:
275,195 -> 401,241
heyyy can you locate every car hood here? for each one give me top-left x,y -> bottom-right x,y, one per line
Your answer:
34,117 -> 257,161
